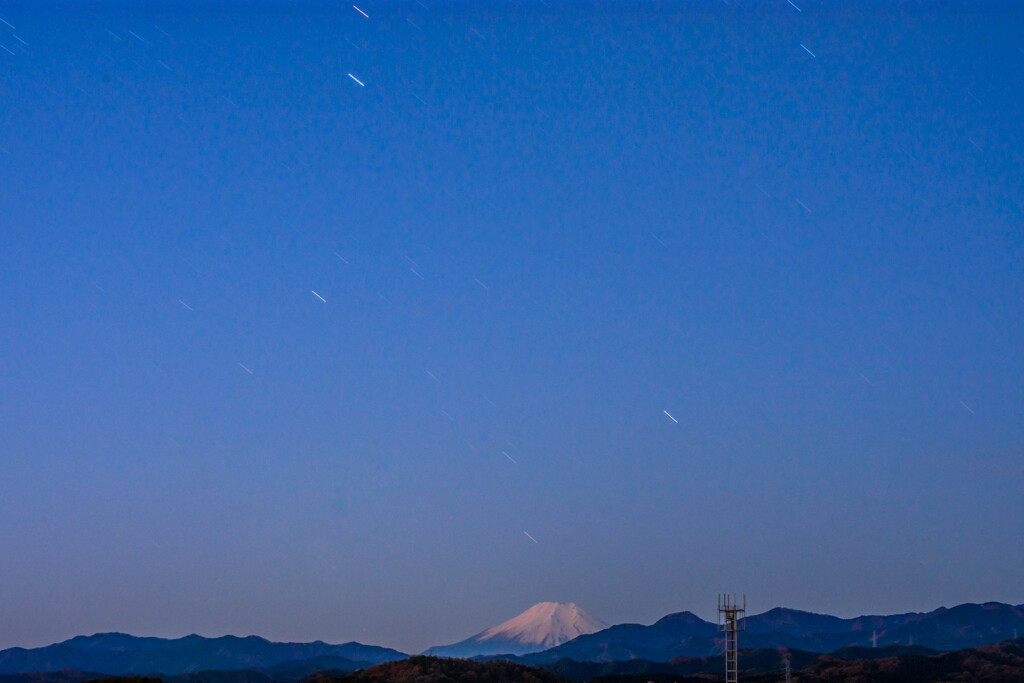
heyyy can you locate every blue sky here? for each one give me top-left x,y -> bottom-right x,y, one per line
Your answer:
0,0 -> 1021,654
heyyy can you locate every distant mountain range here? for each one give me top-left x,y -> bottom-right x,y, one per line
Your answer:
511,601 -> 1024,664
1,601 -> 1021,678
0,634 -> 405,677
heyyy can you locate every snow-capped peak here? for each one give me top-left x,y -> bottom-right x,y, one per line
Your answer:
477,602 -> 607,649
425,602 -> 608,657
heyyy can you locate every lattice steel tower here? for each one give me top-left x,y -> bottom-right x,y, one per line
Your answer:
718,594 -> 746,683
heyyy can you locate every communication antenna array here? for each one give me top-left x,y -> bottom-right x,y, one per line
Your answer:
718,594 -> 746,683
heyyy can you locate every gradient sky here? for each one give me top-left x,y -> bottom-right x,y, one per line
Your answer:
1,0 -> 1022,656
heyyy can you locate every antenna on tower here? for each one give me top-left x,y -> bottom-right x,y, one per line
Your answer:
783,654 -> 791,683
718,594 -> 746,683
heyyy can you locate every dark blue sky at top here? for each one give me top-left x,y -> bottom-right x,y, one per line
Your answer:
0,0 -> 1021,654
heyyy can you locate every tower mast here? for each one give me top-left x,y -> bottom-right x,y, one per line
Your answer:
718,594 -> 746,683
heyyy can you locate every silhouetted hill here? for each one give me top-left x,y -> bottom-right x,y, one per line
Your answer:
524,612 -> 721,663
791,638 -> 1024,682
159,671 -> 273,683
526,648 -> 820,681
312,656 -> 569,683
267,657 -> 375,681
879,602 -> 1024,650
580,676 -> 713,683
0,634 -> 404,676
537,640 -> 1024,683
829,644 -> 939,660
0,671 -> 106,683
746,608 -> 855,636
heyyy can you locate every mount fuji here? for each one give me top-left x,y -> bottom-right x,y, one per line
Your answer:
425,602 -> 608,658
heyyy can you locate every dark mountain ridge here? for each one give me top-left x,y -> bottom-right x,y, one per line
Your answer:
519,601 -> 1024,663
518,611 -> 720,663
0,634 -> 406,677
343,656 -> 567,683
3,602 -> 1020,677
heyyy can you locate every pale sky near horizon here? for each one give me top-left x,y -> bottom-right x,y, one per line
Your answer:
1,0 -> 1022,654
